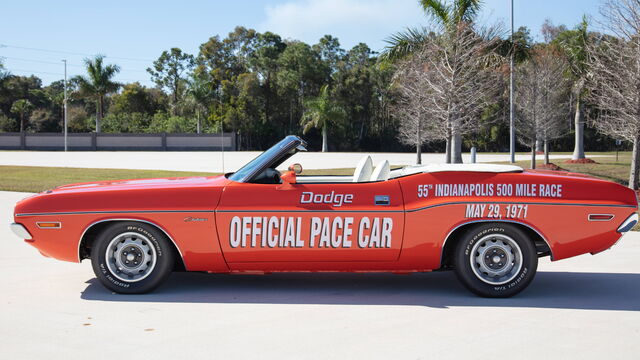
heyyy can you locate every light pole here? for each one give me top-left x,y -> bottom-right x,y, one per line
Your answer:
62,59 -> 68,152
509,0 -> 515,163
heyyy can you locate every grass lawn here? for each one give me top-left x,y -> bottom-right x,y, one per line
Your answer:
503,151 -> 632,186
0,166 -> 216,193
0,151 -> 634,193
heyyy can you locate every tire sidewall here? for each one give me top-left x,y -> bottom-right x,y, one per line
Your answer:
455,223 -> 538,297
91,222 -> 175,294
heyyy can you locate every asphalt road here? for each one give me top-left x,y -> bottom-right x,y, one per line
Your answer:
0,151 -> 596,172
2,190 -> 639,359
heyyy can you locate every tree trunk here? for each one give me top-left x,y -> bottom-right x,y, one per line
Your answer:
96,96 -> 103,133
321,126 -> 328,152
289,100 -> 294,136
358,117 -> 366,147
452,133 -> 463,164
544,140 -> 550,165
20,115 -> 24,133
416,119 -> 422,165
629,133 -> 640,189
530,141 -> 536,169
172,81 -> 179,116
196,109 -> 201,134
445,134 -> 452,164
535,139 -> 543,152
265,74 -> 271,126
572,98 -> 585,160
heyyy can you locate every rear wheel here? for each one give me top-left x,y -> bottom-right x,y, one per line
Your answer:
454,223 -> 538,297
91,222 -> 175,294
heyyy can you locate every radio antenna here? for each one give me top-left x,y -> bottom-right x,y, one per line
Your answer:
220,123 -> 225,174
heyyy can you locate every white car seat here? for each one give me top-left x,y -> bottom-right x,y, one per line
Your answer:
353,155 -> 373,182
370,160 -> 390,181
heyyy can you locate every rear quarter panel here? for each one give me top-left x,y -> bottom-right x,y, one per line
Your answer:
396,169 -> 638,269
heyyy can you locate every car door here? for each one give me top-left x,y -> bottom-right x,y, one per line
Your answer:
215,179 -> 405,266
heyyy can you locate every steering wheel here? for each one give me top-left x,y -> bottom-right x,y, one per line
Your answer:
270,168 -> 282,184
251,168 -> 281,184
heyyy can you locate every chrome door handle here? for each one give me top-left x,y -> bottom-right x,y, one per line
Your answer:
375,195 -> 390,206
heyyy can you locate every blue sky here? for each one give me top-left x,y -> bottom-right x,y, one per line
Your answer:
0,0 -> 604,86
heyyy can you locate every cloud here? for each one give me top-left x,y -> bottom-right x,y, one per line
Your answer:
259,0 -> 426,51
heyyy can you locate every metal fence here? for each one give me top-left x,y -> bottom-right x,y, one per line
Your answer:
0,132 -> 237,151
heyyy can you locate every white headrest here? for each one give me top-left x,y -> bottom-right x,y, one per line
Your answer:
353,155 -> 373,182
370,160 -> 390,181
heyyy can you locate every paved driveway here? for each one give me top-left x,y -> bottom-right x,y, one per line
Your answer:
1,191 -> 638,359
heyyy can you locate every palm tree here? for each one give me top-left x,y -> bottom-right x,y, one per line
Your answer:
301,85 -> 346,152
11,99 -> 34,132
186,72 -> 213,134
382,0 -> 482,61
73,55 -> 120,133
555,18 -> 589,160
383,0 -> 483,163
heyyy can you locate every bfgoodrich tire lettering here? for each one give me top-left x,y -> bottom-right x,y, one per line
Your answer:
91,222 -> 175,294
454,223 -> 538,298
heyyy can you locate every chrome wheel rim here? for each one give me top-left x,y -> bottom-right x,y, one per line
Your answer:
105,232 -> 157,283
470,234 -> 523,285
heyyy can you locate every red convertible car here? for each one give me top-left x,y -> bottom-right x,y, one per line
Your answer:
10,136 -> 639,297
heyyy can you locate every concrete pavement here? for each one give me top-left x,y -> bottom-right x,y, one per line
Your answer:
0,150 -> 601,172
1,190 -> 639,359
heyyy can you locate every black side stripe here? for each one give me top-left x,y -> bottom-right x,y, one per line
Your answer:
15,201 -> 635,217
15,210 -> 215,217
406,201 -> 636,212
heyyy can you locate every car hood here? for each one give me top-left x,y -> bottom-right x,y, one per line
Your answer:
49,175 -> 228,194
14,175 -> 231,216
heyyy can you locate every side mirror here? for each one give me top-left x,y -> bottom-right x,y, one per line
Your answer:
277,170 -> 296,190
281,170 -> 297,185
277,163 -> 302,190
289,163 -> 303,174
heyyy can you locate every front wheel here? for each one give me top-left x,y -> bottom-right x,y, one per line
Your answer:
454,223 -> 538,297
91,222 -> 175,294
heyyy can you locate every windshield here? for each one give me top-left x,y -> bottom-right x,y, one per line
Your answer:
228,136 -> 305,182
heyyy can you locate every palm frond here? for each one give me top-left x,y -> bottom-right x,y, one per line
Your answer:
454,0 -> 482,24
300,85 -> 345,134
75,55 -> 121,97
381,27 -> 430,62
420,0 -> 450,26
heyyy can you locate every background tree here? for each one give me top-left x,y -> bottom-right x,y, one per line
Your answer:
72,55 -> 120,132
110,82 -> 166,116
383,0 -> 482,61
383,0 -> 489,162
541,19 -> 568,43
277,41 -> 326,134
554,17 -> 590,160
147,48 -> 195,114
392,23 -> 502,163
301,85 -> 345,152
10,99 -> 34,132
333,43 -> 376,149
393,58 -> 434,164
248,31 -> 287,129
514,50 -> 569,168
0,59 -> 9,82
588,0 -> 640,188
185,72 -> 214,133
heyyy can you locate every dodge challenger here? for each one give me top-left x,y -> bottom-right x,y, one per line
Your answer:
10,135 -> 639,297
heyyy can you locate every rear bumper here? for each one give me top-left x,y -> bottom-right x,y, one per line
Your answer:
10,223 -> 32,240
617,213 -> 639,233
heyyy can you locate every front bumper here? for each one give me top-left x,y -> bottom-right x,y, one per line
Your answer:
10,223 -> 32,240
